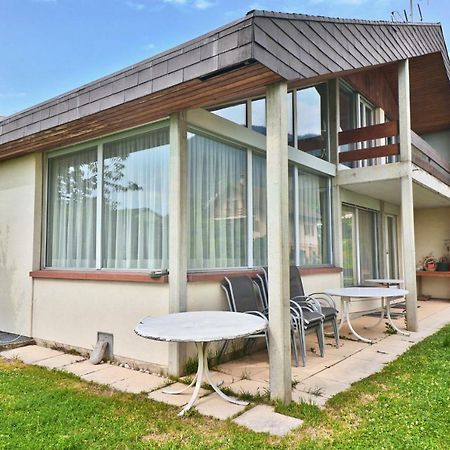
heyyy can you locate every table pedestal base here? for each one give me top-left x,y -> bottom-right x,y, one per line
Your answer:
163,342 -> 248,416
339,296 -> 410,344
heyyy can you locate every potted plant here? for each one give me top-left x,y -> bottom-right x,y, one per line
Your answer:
422,255 -> 437,271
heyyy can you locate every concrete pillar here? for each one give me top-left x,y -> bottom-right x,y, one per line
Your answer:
168,111 -> 188,375
398,59 -> 418,331
329,79 -> 343,282
266,81 -> 291,403
398,60 -> 412,162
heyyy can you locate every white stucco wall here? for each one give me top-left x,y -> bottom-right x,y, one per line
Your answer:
0,154 -> 40,336
32,279 -> 171,368
415,207 -> 450,299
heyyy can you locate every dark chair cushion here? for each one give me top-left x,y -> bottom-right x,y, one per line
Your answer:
321,306 -> 338,319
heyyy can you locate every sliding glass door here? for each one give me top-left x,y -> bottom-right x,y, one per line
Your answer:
342,204 -> 380,286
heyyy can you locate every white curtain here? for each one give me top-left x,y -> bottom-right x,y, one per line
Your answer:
188,133 -> 247,269
298,171 -> 324,266
47,148 -> 97,268
358,208 -> 378,281
252,154 -> 267,266
102,129 -> 169,269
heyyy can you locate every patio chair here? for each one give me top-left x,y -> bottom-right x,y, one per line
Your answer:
258,268 -> 326,367
288,265 -> 340,349
221,276 -> 301,366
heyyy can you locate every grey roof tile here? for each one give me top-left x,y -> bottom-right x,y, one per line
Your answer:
0,10 -> 448,149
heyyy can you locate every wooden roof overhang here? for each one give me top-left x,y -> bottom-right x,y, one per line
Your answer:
343,53 -> 450,134
0,63 -> 281,162
1,10 -> 449,162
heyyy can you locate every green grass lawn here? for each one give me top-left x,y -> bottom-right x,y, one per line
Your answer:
0,325 -> 449,450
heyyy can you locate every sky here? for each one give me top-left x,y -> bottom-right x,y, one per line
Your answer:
1,0 -> 449,117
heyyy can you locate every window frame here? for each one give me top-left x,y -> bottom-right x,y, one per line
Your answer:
42,120 -> 170,271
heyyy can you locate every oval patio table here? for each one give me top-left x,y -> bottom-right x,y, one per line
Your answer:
323,287 -> 409,343
135,311 -> 268,416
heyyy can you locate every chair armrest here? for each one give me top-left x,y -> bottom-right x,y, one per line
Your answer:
291,295 -> 322,314
309,292 -> 337,309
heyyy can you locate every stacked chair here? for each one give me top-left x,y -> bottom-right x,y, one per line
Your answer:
286,265 -> 340,350
221,276 -> 302,366
258,267 -> 328,366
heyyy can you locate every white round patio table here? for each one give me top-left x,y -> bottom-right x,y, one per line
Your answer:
135,311 -> 268,416
365,279 -> 404,288
323,287 -> 409,343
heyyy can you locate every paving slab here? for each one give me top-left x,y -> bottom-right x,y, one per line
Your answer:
81,365 -> 136,385
62,360 -> 112,376
34,353 -> 85,369
148,382 -> 208,407
319,356 -> 384,384
194,393 -> 247,419
353,347 -> 399,364
227,379 -> 269,397
295,376 -> 351,399
207,370 -> 237,386
109,371 -> 168,393
0,345 -> 64,364
233,405 -> 303,436
291,389 -> 329,407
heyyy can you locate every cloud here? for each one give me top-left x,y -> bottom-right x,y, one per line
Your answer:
125,0 -> 145,10
143,42 -> 156,50
194,0 -> 215,9
0,91 -> 27,98
163,0 -> 188,4
163,0 -> 215,9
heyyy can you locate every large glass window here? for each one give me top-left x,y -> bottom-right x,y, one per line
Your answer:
342,204 -> 380,285
102,130 -> 169,269
386,215 -> 399,279
188,132 -> 247,269
251,98 -> 266,135
297,84 -> 329,160
211,102 -> 246,126
292,170 -> 331,266
252,154 -> 267,267
46,127 -> 169,270
46,147 -> 98,268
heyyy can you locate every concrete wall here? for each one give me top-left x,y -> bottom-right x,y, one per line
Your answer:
0,154 -> 40,336
421,130 -> 450,162
415,207 -> 450,299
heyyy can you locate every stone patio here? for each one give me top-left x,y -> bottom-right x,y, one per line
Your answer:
0,299 -> 449,435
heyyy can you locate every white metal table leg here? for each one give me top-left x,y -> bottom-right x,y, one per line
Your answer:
175,341 -> 247,416
338,297 -> 348,330
162,375 -> 197,394
385,297 -> 410,336
342,297 -> 373,343
203,343 -> 248,406
178,342 -> 205,416
364,298 -> 385,330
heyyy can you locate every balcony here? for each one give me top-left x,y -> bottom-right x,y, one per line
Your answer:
338,122 -> 450,187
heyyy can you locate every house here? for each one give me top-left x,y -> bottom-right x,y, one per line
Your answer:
0,10 -> 449,402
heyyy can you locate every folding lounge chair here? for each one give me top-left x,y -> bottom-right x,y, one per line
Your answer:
221,276 -> 301,366
258,268 -> 325,367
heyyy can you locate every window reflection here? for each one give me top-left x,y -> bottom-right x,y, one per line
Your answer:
297,84 -> 329,160
251,98 -> 266,135
211,102 -> 247,127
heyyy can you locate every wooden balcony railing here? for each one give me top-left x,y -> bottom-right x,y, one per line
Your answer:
411,131 -> 450,186
338,121 -> 399,163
